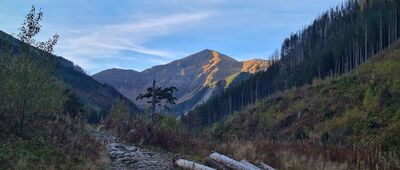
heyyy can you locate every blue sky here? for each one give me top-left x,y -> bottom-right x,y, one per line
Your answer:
0,0 -> 344,74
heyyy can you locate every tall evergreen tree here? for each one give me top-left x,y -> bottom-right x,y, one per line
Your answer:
137,79 -> 177,119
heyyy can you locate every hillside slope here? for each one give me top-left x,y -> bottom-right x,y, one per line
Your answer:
93,50 -> 270,116
0,30 -> 140,122
204,40 -> 400,154
184,0 -> 400,127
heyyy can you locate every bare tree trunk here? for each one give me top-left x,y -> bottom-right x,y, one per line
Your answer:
151,79 -> 156,120
380,11 -> 383,51
394,2 -> 399,41
365,25 -> 368,61
17,65 -> 29,137
389,11 -> 392,46
396,3 -> 398,39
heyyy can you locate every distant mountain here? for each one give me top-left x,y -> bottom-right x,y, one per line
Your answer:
0,30 -> 140,123
93,49 -> 270,116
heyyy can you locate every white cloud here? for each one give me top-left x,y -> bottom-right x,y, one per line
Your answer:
56,12 -> 213,72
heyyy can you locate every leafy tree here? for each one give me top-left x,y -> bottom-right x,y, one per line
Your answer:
137,79 -> 177,119
63,89 -> 84,118
0,54 -> 66,137
16,5 -> 59,53
108,98 -> 130,123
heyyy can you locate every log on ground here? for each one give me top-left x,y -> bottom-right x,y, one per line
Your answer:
204,157 -> 230,170
209,152 -> 260,170
258,162 -> 276,170
174,158 -> 216,170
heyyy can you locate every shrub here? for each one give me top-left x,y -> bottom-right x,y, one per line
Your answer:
363,84 -> 378,111
105,98 -> 130,129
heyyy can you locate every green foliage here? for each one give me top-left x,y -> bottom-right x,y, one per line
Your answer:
0,7 -> 109,168
295,128 -> 309,140
1,28 -> 140,124
0,53 -> 104,169
224,72 -> 251,88
209,121 -> 224,140
196,39 -> 400,156
363,84 -> 378,110
137,79 -> 177,114
256,111 -> 274,128
0,124 -> 103,169
0,54 -> 67,136
0,139 -> 54,169
225,72 -> 241,87
108,98 -> 130,123
157,115 -> 184,131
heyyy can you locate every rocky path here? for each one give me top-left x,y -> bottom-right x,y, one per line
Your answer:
91,130 -> 175,170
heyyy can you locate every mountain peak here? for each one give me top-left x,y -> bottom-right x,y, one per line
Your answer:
177,49 -> 238,65
200,49 -> 215,53
96,68 -> 139,75
193,49 -> 221,58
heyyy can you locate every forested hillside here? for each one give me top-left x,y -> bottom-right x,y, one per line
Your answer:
184,0 -> 400,127
0,42 -> 109,169
0,30 -> 139,123
203,39 -> 400,169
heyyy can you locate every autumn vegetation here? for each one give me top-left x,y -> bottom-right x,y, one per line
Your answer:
2,1 -> 400,169
0,6 -> 107,169
0,53 -> 107,169
104,1 -> 400,169
184,0 -> 400,128
106,39 -> 400,169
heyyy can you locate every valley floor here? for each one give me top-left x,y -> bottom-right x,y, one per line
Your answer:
91,129 -> 175,170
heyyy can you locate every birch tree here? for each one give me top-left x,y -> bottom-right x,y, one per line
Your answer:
17,5 -> 59,53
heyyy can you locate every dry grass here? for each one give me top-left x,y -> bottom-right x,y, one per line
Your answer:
107,115 -> 400,170
0,116 -> 108,170
213,139 -> 399,170
79,145 -> 111,170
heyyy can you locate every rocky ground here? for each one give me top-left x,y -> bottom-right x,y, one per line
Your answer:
91,130 -> 175,170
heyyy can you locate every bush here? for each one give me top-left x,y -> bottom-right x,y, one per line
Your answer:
363,84 -> 378,111
0,54 -> 67,137
105,98 -> 130,128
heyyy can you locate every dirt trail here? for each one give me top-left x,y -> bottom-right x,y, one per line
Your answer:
91,130 -> 175,170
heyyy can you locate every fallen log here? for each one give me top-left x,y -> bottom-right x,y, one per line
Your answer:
240,160 -> 260,169
204,157 -> 230,170
258,162 -> 276,170
209,152 -> 260,170
96,125 -> 105,131
174,157 -> 216,170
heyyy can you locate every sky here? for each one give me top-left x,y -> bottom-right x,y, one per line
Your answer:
0,0 -> 344,74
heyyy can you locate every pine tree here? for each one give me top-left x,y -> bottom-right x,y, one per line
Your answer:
137,79 -> 177,119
